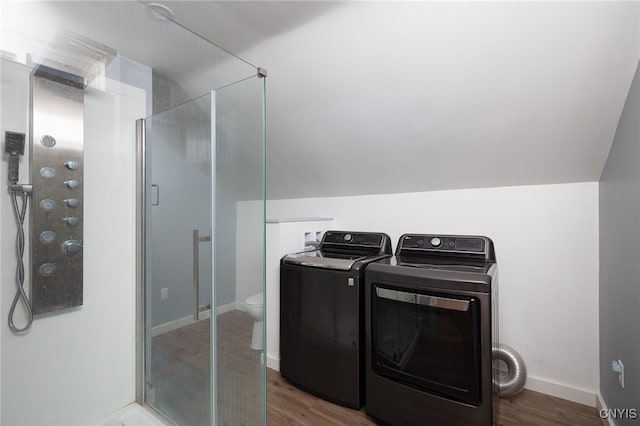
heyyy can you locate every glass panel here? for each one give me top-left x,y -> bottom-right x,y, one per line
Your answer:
146,94 -> 213,425
214,75 -> 266,425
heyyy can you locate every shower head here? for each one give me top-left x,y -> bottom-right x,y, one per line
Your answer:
28,30 -> 116,87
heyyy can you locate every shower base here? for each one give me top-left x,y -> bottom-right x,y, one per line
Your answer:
92,403 -> 168,426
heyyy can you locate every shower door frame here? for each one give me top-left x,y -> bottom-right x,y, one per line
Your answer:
135,118 -> 146,406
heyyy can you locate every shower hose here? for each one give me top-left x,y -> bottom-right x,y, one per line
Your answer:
8,190 -> 33,333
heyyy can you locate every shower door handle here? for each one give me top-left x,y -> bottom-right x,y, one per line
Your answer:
193,229 -> 200,320
151,184 -> 159,206
192,230 -> 212,321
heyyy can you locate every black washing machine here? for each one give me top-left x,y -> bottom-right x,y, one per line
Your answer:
280,230 -> 392,408
365,234 -> 499,425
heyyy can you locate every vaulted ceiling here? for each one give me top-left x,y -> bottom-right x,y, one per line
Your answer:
8,1 -> 639,200
159,1 -> 639,200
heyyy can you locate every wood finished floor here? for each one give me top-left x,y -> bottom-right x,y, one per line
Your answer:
151,310 -> 602,426
150,310 -> 263,426
268,369 -> 602,426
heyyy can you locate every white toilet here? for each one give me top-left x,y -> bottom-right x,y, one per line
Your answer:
245,292 -> 264,351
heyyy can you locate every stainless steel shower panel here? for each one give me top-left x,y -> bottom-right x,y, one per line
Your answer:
30,70 -> 84,315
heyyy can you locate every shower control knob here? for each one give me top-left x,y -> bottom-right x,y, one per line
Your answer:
430,237 -> 442,248
63,217 -> 80,226
64,161 -> 79,170
65,180 -> 79,189
65,198 -> 79,208
61,240 -> 82,255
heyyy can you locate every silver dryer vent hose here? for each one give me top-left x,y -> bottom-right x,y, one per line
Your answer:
493,343 -> 527,397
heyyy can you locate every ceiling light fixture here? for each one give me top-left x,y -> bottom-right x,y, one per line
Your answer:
145,3 -> 175,22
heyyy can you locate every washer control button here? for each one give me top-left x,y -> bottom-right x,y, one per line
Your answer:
430,237 -> 442,247
344,233 -> 352,242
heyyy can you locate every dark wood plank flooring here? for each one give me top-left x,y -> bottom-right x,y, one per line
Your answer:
150,310 -> 263,426
151,310 -> 602,426
268,368 -> 602,425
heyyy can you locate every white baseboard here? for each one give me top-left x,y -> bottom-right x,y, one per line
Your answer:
596,392 -> 616,426
217,301 -> 242,315
525,376 -> 596,407
151,301 -> 238,337
266,354 -> 280,371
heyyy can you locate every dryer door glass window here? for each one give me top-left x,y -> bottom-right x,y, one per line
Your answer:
371,284 -> 481,405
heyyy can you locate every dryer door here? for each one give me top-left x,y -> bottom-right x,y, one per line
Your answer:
371,283 -> 482,405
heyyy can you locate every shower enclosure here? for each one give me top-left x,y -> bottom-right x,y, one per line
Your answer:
0,2 -> 266,425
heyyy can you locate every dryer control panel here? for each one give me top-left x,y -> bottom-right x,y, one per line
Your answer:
398,234 -> 495,262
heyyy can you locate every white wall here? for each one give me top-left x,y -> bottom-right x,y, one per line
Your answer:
0,59 -> 147,425
267,182 -> 599,406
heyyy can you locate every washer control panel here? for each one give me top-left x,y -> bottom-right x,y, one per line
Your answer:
319,231 -> 393,256
322,231 -> 384,248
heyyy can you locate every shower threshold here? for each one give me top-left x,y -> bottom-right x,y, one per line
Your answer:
91,403 -> 171,426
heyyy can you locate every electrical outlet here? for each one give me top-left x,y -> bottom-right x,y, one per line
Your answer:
161,288 -> 168,300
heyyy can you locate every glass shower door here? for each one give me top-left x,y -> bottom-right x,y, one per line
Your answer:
145,93 -> 214,426
142,75 -> 265,425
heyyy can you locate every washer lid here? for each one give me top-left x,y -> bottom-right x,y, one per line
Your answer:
283,251 -> 361,271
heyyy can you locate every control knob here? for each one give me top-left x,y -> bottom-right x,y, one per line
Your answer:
63,217 -> 80,226
65,198 -> 79,208
61,239 -> 82,255
64,161 -> 79,170
430,237 -> 442,248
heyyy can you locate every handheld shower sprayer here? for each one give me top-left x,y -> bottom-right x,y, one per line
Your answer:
6,131 -> 25,185
4,131 -> 33,333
